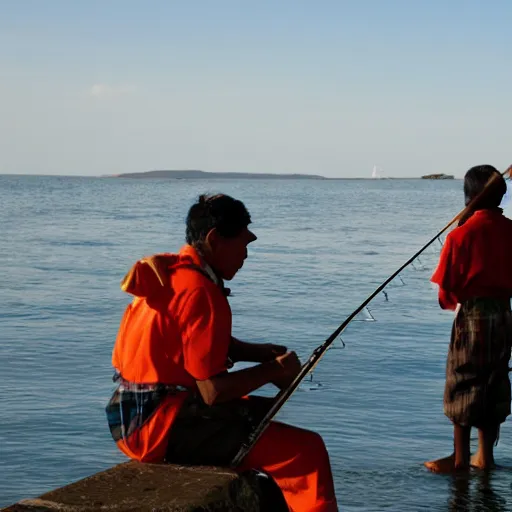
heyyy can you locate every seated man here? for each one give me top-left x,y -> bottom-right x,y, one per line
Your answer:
106,193 -> 339,512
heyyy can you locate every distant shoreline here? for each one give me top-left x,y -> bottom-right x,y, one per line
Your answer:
110,170 -> 327,180
0,171 -> 463,180
104,170 -> 461,180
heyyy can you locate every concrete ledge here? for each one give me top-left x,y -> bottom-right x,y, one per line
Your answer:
2,461 -> 285,512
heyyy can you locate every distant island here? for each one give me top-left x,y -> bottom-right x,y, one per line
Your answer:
112,170 -> 327,180
105,169 -> 458,180
421,173 -> 454,180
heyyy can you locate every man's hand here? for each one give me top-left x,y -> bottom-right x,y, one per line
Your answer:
196,350 -> 302,405
228,337 -> 287,363
270,351 -> 302,390
257,343 -> 287,362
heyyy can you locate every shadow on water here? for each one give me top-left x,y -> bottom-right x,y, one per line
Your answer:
447,469 -> 512,512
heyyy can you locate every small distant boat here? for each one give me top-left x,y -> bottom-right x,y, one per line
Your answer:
421,173 -> 454,180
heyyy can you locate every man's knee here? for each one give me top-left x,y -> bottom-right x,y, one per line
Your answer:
272,422 -> 329,459
301,429 -> 329,458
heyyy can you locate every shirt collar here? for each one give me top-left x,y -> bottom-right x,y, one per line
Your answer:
179,244 -> 228,293
472,207 -> 503,218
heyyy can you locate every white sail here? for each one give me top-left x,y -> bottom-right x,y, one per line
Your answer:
372,165 -> 382,178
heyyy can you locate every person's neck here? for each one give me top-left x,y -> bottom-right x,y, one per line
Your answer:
473,206 -> 503,214
193,245 -> 223,286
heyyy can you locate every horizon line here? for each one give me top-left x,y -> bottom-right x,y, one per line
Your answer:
0,170 -> 461,180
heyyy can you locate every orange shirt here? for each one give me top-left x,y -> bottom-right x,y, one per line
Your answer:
112,244 -> 232,386
110,245 -> 233,462
431,209 -> 512,305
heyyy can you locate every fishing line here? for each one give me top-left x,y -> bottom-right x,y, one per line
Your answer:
230,166 -> 512,468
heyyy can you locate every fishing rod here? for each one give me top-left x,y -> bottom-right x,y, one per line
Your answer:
231,165 -> 512,468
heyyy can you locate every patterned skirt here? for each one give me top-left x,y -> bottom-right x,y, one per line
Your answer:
444,297 -> 512,428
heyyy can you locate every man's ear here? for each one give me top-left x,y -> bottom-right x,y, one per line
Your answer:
205,227 -> 220,250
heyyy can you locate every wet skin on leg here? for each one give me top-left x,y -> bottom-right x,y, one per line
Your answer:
471,425 -> 498,470
424,424 -> 471,474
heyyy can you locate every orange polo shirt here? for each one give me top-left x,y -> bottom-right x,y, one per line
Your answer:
111,245 -> 232,461
431,209 -> 512,306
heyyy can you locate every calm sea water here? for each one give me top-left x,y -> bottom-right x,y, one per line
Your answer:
2,175 -> 512,511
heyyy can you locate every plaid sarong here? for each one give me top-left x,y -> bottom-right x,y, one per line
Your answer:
444,297 -> 512,428
105,373 -> 188,443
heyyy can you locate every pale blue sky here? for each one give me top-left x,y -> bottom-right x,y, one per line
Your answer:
1,1 -> 510,178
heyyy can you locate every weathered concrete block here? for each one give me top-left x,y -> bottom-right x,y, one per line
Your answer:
2,461 -> 285,512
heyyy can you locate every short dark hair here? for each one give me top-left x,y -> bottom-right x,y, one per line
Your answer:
463,165 -> 506,208
185,194 -> 252,245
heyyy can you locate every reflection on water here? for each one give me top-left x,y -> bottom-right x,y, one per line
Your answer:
448,470 -> 510,512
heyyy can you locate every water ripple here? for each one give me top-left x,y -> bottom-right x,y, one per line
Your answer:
1,176 -> 512,510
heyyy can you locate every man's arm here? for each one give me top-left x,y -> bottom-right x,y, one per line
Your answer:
177,287 -> 300,405
196,351 -> 300,405
431,234 -> 462,311
438,287 -> 458,310
228,336 -> 287,363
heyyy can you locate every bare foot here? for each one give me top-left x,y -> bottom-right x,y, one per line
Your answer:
470,453 -> 496,471
424,454 -> 469,474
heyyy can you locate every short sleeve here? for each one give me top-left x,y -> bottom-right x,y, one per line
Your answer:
431,232 -> 465,292
177,286 -> 231,381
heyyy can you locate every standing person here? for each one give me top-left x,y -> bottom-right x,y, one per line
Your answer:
425,165 -> 512,473
106,193 -> 339,511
